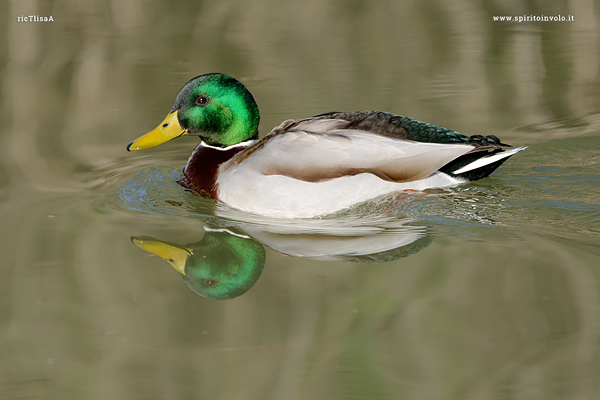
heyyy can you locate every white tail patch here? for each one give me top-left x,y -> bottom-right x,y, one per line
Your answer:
453,146 -> 527,175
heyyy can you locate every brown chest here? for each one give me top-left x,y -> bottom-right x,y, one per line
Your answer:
182,144 -> 247,198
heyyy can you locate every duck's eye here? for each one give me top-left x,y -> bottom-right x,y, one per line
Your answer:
204,278 -> 217,287
195,95 -> 208,106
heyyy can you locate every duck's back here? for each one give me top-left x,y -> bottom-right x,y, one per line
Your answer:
308,111 -> 482,144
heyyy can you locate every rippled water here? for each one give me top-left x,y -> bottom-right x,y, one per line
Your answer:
2,0 -> 600,399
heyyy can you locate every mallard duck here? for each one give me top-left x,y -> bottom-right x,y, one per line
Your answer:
127,73 -> 525,218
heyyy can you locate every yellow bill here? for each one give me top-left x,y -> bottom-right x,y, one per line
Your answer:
127,111 -> 186,151
131,236 -> 193,276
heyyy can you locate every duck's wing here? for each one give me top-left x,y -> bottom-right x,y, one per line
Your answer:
226,111 -> 523,183
225,116 -> 480,183
307,111 -> 508,146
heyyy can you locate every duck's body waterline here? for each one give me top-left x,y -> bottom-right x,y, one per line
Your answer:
127,73 -> 525,218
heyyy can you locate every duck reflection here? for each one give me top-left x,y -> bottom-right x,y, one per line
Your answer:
131,216 -> 431,300
132,228 -> 265,300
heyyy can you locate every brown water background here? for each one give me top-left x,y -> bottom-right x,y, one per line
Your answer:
1,0 -> 600,399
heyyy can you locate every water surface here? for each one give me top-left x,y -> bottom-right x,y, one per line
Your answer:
1,1 -> 600,399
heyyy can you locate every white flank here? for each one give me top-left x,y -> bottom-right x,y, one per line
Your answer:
217,170 -> 466,218
215,129 -> 477,218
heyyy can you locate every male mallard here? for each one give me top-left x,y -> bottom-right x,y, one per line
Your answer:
128,73 -> 525,218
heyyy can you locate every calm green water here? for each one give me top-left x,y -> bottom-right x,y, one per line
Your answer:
2,0 -> 600,399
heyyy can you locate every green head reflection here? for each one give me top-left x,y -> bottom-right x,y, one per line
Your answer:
131,229 -> 265,300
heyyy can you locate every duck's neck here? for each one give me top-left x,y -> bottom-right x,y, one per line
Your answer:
182,140 -> 256,198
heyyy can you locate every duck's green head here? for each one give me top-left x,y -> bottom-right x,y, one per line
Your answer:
131,230 -> 265,300
127,73 -> 260,150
